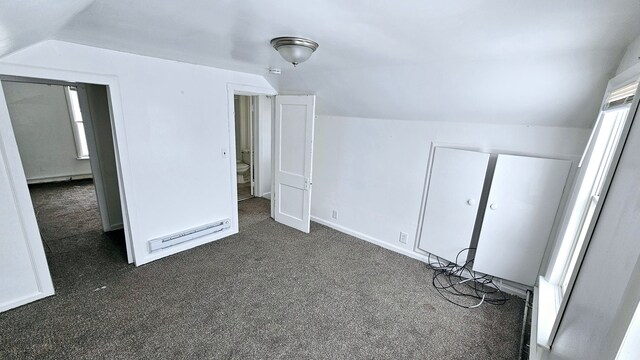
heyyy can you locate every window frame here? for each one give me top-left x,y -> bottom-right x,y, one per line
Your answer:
64,85 -> 90,160
536,77 -> 640,349
558,107 -> 627,294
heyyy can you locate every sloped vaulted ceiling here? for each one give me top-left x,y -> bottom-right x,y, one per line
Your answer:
2,0 -> 640,127
0,0 -> 94,57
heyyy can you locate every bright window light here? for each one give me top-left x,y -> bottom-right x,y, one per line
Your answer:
66,86 -> 90,159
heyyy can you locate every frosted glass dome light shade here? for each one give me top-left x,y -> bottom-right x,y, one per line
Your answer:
271,37 -> 319,67
276,45 -> 313,66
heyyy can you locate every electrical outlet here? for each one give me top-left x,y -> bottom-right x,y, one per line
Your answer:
399,232 -> 408,244
331,210 -> 338,220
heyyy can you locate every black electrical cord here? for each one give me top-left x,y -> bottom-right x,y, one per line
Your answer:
426,248 -> 509,309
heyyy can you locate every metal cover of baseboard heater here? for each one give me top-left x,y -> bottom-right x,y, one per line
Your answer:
148,219 -> 231,252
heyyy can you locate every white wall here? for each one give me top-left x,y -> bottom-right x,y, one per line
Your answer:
617,34 -> 640,75
0,40 -> 275,266
311,115 -> 589,277
2,81 -> 92,182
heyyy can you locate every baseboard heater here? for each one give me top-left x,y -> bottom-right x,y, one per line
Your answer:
148,218 -> 231,252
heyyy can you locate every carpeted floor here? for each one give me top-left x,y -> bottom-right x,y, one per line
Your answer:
0,180 -> 524,359
30,179 -> 105,244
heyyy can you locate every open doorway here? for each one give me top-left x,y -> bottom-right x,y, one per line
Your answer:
2,78 -> 128,286
233,94 -> 273,203
227,85 -> 316,234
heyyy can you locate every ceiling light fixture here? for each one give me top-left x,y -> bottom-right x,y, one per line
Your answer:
270,37 -> 319,67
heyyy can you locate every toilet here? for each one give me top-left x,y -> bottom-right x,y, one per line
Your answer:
236,149 -> 251,183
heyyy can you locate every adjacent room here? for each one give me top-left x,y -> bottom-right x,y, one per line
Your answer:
1,1 -> 640,359
1,78 -> 128,289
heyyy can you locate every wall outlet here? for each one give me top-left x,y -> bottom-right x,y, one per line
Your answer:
399,232 -> 408,244
331,210 -> 338,220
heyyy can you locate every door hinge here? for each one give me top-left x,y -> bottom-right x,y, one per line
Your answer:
304,178 -> 312,190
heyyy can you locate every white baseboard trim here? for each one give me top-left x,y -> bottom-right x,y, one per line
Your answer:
261,192 -> 271,200
27,174 -> 93,184
311,215 -> 433,264
311,215 -> 530,298
0,290 -> 54,313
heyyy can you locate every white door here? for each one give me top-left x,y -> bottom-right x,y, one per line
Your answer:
473,154 -> 571,286
273,95 -> 316,233
418,147 -> 490,265
0,81 -> 55,312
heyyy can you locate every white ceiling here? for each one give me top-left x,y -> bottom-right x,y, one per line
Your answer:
2,0 -> 640,127
0,1 -> 93,56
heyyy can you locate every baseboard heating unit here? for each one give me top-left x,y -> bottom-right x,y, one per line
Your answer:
148,219 -> 231,252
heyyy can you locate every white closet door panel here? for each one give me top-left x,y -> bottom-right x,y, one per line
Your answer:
473,154 -> 571,286
418,147 -> 490,264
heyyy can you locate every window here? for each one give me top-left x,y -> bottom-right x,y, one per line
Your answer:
65,86 -> 89,159
558,106 -> 628,293
537,80 -> 638,348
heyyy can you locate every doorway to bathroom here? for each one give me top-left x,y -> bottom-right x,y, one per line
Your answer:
233,94 -> 272,203
228,84 -> 316,233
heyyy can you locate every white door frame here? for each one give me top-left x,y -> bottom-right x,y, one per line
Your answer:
0,63 -> 137,265
226,84 -> 277,232
252,95 -> 274,200
72,84 -> 124,232
3,79 -> 120,232
249,96 -> 255,197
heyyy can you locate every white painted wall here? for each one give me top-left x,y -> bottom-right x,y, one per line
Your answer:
0,40 -> 275,265
2,81 -> 92,182
310,115 -> 589,275
617,34 -> 640,75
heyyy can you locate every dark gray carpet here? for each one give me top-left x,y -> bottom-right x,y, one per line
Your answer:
29,179 -> 104,244
0,181 -> 524,359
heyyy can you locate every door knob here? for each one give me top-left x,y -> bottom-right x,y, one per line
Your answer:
466,199 -> 475,206
490,203 -> 498,210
